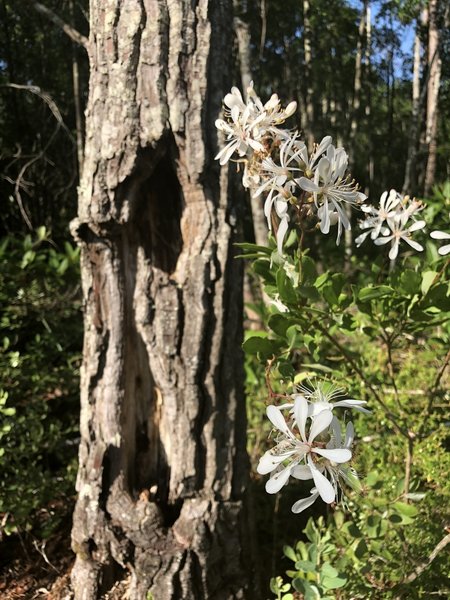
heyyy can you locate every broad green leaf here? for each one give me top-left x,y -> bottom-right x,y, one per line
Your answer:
421,271 -> 438,295
321,563 -> 339,578
277,269 -> 297,304
242,336 -> 275,357
301,255 -> 317,283
321,576 -> 347,590
358,285 -> 394,301
399,269 -> 421,295
283,545 -> 298,562
393,502 -> 418,518
294,560 -> 316,572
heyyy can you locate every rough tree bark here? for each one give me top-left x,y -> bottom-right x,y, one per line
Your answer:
69,1 -> 250,598
424,0 -> 442,196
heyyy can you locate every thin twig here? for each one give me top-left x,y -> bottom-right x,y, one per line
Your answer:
259,0 -> 267,60
31,1 -> 89,49
312,320 -> 409,437
403,435 -> 414,499
400,533 -> 450,585
418,348 -> 450,438
1,84 -> 75,229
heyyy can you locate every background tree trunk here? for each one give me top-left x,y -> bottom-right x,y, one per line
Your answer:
424,0 -> 442,196
302,0 -> 314,149
70,1 -> 250,598
402,18 -> 422,196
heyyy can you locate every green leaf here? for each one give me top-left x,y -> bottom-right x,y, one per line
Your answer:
405,492 -> 426,501
292,579 -> 321,599
277,269 -> 297,304
242,336 -> 275,357
268,314 -> 293,338
321,563 -> 339,578
298,285 -> 320,301
358,285 -> 394,301
421,271 -> 438,295
300,255 -> 317,283
399,270 -> 421,295
321,576 -> 347,590
294,560 -> 316,572
283,545 -> 298,562
234,242 -> 272,255
353,538 -> 368,560
314,272 -> 329,288
393,502 -> 418,518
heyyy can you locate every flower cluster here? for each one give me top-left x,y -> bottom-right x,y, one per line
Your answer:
257,382 -> 368,513
356,190 -> 426,260
215,84 -> 366,253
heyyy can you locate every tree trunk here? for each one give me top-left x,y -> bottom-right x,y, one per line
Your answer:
303,0 -> 314,148
69,0 -> 84,177
348,0 -> 367,155
346,0 -> 367,269
364,2 -> 373,195
424,0 -> 442,196
70,1 -> 250,598
402,18 -> 422,195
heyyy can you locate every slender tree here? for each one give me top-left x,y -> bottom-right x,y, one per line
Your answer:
69,1 -> 250,598
402,15 -> 422,195
424,0 -> 442,195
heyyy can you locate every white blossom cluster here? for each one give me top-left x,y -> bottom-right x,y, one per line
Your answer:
257,383 -> 368,513
215,83 -> 366,253
355,189 -> 426,260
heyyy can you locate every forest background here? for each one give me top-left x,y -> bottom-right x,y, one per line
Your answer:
0,0 -> 449,598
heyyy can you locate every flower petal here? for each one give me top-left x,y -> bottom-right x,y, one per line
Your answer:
374,236 -> 392,246
345,422 -> 355,448
276,216 -> 290,255
333,400 -> 371,414
408,220 -> 426,232
294,395 -> 308,442
308,409 -> 333,443
257,450 -> 294,475
307,456 -> 335,503
291,489 -> 320,514
389,240 -> 399,260
431,230 -> 450,240
265,464 -> 292,494
266,404 -> 293,438
403,238 -> 423,252
313,448 -> 352,463
298,177 -> 320,193
291,465 -> 313,480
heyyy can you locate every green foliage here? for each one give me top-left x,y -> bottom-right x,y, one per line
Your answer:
244,188 -> 449,597
0,229 -> 82,537
282,517 -> 347,599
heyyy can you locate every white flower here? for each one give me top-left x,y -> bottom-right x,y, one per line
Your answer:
290,417 -> 357,513
356,189 -> 401,246
254,135 -> 306,253
215,84 -> 297,166
374,210 -> 426,260
358,191 -> 426,259
258,397 -> 351,497
430,229 -> 450,256
298,140 -> 366,244
295,382 -> 370,416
